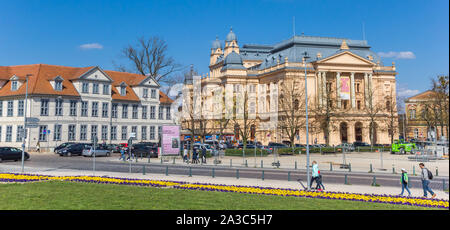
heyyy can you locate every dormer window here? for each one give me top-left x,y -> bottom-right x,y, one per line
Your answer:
55,80 -> 63,91
11,81 -> 18,91
120,86 -> 126,96
151,89 -> 156,98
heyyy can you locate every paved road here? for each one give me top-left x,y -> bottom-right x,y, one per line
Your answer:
1,153 -> 448,191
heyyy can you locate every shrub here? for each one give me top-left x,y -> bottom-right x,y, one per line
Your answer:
225,148 -> 269,157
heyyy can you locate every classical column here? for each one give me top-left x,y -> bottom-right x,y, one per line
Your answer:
350,72 -> 355,108
364,73 -> 369,108
317,71 -> 322,107
322,71 -> 327,107
336,72 -> 341,108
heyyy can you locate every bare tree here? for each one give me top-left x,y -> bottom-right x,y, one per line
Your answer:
117,36 -> 182,83
385,88 -> 399,144
278,78 -> 307,152
431,75 -> 449,140
363,85 -> 385,146
232,86 -> 256,152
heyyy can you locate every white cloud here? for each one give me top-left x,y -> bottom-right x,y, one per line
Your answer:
377,51 -> 416,59
79,43 -> 103,50
398,88 -> 420,97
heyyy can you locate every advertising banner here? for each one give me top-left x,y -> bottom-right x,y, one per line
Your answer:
340,77 -> 350,100
162,125 -> 181,155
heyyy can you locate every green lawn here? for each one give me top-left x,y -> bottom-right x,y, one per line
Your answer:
0,181 -> 437,210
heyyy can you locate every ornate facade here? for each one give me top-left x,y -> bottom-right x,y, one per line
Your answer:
183,28 -> 399,146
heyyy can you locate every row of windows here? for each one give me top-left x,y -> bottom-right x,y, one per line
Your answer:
0,100 -> 172,120
0,125 -> 163,142
80,82 -> 158,98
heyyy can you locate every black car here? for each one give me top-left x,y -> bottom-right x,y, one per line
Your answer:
237,144 -> 256,149
54,142 -> 76,153
57,143 -> 92,156
131,144 -> 158,158
353,141 -> 370,147
0,147 -> 30,162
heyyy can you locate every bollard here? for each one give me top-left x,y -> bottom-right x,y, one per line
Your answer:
392,166 -> 396,174
160,157 -> 163,164
288,172 -> 291,181
143,165 -> 146,175
173,157 -> 176,164
369,163 -> 373,173
165,166 -> 168,176
443,179 -> 447,191
189,167 -> 192,177
230,159 -> 232,168
436,167 -> 439,177
262,170 -> 264,181
344,174 -> 349,185
330,162 -> 333,171
295,161 -> 297,170
212,168 -> 215,178
348,163 -> 352,172
371,176 -> 377,186
245,160 -> 248,167
148,155 -> 151,163
261,160 -> 263,168
236,169 -> 239,179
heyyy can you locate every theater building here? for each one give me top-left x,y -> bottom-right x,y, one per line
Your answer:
0,64 -> 174,151
183,28 -> 399,146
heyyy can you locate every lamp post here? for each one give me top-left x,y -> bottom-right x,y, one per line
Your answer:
21,74 -> 31,172
302,52 -> 311,190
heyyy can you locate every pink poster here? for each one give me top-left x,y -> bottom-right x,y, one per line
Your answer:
340,77 -> 350,100
162,125 -> 180,155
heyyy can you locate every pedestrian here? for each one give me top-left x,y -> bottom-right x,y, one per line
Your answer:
201,146 -> 207,164
310,161 -> 319,189
399,168 -> 411,197
316,170 -> 325,191
119,148 -> 126,161
419,163 -> 436,199
36,141 -> 40,153
183,146 -> 188,163
193,148 -> 198,164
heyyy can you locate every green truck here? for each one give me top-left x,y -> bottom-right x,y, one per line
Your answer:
391,139 -> 417,154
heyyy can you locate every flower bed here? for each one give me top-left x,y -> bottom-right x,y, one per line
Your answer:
0,173 -> 447,209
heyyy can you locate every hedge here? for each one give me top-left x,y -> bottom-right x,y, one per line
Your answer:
225,148 -> 269,157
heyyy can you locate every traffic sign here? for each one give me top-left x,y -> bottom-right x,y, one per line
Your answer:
25,117 -> 40,123
25,123 -> 39,128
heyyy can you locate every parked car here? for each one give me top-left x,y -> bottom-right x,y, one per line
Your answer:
336,143 -> 355,152
131,144 -> 158,158
82,146 -> 111,157
103,144 -> 120,153
295,144 -> 306,148
267,142 -> 288,153
237,144 -> 256,149
353,141 -> 370,147
57,143 -> 92,157
0,147 -> 30,162
54,142 -> 76,153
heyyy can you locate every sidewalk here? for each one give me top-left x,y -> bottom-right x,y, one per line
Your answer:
105,152 -> 450,177
3,164 -> 449,200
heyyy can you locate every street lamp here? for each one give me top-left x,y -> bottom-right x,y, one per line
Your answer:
302,52 -> 311,190
21,74 -> 31,172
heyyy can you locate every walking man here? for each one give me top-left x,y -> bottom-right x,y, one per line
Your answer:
419,163 -> 436,199
399,168 -> 411,197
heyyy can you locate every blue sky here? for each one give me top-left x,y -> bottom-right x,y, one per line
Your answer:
1,0 -> 448,97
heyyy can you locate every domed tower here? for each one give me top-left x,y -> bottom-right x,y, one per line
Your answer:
224,27 -> 239,56
210,36 -> 223,66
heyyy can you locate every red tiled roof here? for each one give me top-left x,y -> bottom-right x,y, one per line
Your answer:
0,64 -> 172,103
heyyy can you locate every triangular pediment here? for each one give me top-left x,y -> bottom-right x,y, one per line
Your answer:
138,75 -> 160,87
316,51 -> 375,66
78,66 -> 113,82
